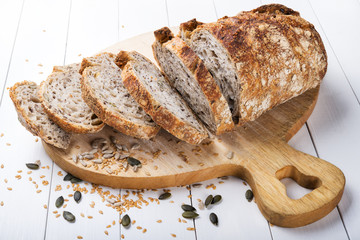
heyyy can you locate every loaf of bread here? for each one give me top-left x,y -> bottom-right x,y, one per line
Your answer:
9,81 -> 71,149
152,27 -> 234,135
80,52 -> 160,139
180,4 -> 327,125
115,50 -> 208,145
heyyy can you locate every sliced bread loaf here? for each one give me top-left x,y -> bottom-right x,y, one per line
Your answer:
115,50 -> 208,145
80,52 -> 160,139
38,63 -> 104,133
9,81 -> 71,149
152,27 -> 234,135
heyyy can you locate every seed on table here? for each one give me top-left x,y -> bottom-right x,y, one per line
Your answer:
182,211 -> 199,219
63,173 -> 73,181
245,189 -> 254,202
70,177 -> 82,184
158,192 -> 171,200
192,183 -> 202,188
26,163 -> 39,170
121,214 -> 131,227
205,195 -> 213,207
181,204 -> 196,212
127,157 -> 141,166
63,211 -> 76,223
209,213 -> 218,226
74,191 -> 81,203
55,196 -> 64,208
211,195 -> 222,204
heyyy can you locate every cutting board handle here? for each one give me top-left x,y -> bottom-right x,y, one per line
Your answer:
245,139 -> 345,227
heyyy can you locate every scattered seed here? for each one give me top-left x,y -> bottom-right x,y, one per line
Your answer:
70,177 -> 82,184
127,157 -> 141,166
122,162 -> 129,171
187,227 -> 195,231
156,220 -> 162,223
192,183 -> 202,188
102,149 -> 113,154
132,165 -> 138,172
226,151 -> 234,159
198,200 -> 205,210
91,159 -> 102,164
181,204 -> 196,212
122,145 -> 129,152
104,230 -> 108,235
182,211 -> 199,219
131,143 -> 140,150
106,198 -> 116,204
212,195 -> 222,205
106,168 -> 113,174
245,189 -> 254,202
56,196 -> 64,208
91,138 -> 107,149
80,160 -> 87,167
63,173 -> 74,181
171,233 -> 176,238
113,201 -> 122,207
209,213 -> 218,226
89,149 -> 98,154
26,163 -> 39,170
63,211 -> 75,223
72,155 -> 78,163
35,160 -> 41,166
77,236 -> 83,239
114,153 -> 120,160
121,214 -> 130,227
103,153 -> 114,159
158,192 -> 171,200
115,144 -> 122,151
205,195 -> 213,207
74,191 -> 81,203
83,154 -> 94,160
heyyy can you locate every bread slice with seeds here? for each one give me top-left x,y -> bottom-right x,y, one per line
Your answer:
115,50 -> 208,145
38,63 -> 104,133
152,27 -> 234,135
80,52 -> 160,139
9,81 -> 71,149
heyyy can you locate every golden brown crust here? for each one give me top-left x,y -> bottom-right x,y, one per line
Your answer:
153,31 -> 234,135
115,51 -> 132,70
179,18 -> 204,38
242,4 -> 300,17
153,27 -> 174,44
117,51 -> 208,145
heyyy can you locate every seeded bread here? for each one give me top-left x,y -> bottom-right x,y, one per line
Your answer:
80,52 -> 160,139
115,50 -> 208,145
180,4 -> 327,125
9,81 -> 71,149
38,63 -> 104,133
152,27 -> 234,135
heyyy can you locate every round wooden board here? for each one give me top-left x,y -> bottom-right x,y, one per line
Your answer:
43,31 -> 345,228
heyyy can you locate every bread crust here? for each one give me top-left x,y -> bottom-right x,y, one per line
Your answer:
9,81 -> 71,149
38,64 -> 105,134
188,5 -> 327,124
116,51 -> 208,145
152,27 -> 234,135
80,53 -> 160,139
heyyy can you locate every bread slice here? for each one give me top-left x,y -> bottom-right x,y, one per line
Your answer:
38,63 -> 104,134
115,50 -> 208,145
9,81 -> 71,149
152,27 -> 234,135
80,52 -> 160,139
180,5 -> 327,125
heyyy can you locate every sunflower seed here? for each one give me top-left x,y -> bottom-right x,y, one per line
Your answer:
158,192 -> 171,200
102,149 -> 113,155
245,189 -> 254,202
64,173 -> 74,181
226,151 -> 234,159
80,160 -> 87,167
114,153 -> 120,160
78,155 -> 83,161
56,196 -> 64,208
91,159 -> 102,164
89,149 -> 98,154
103,153 -> 114,159
192,183 -> 202,188
127,157 -> 141,166
106,168 -> 113,174
205,195 -> 213,207
132,165 -> 138,172
35,160 -> 41,166
26,163 -> 39,170
121,214 -> 131,227
122,145 -> 129,152
74,191 -> 81,203
110,136 -> 117,145
198,200 -> 205,210
101,145 -> 109,151
63,211 -> 76,223
211,195 -> 222,204
182,211 -> 199,219
70,177 -> 82,184
115,144 -> 122,151
131,143 -> 140,150
122,162 -> 129,171
91,118 -> 103,126
209,213 -> 218,226
91,138 -> 107,149
181,204 -> 196,212
72,155 -> 78,163
106,198 -> 116,204
83,154 -> 94,160
119,154 -> 129,159
113,201 -> 122,207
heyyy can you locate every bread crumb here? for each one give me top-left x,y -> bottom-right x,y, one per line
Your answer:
78,54 -> 82,56
121,25 -> 124,28
25,59 -> 29,62
38,64 -> 43,67
39,72 -> 43,74
42,30 -> 46,32
6,143 -> 11,146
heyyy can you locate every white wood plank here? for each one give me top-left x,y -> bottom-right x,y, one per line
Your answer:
0,0 -> 71,239
213,0 -> 262,18
310,0 -> 360,102
118,0 -> 168,41
0,0 -> 23,100
166,0 -> 218,26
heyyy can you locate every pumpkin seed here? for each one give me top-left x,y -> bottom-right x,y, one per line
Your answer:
209,213 -> 218,226
63,173 -> 74,181
158,192 -> 171,200
74,191 -> 81,203
245,189 -> 254,202
121,214 -> 131,227
63,211 -> 76,223
70,177 -> 82,184
56,196 -> 64,208
26,163 -> 39,170
181,204 -> 196,212
127,157 -> 141,166
211,195 -> 222,204
182,211 -> 199,219
205,195 -> 213,207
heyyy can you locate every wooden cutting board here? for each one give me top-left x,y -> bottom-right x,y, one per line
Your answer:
42,29 -> 345,228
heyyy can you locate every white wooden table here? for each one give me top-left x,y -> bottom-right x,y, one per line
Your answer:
0,0 -> 359,239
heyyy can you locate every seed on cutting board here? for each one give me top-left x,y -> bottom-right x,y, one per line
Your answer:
158,192 -> 171,200
132,165 -> 138,172
63,211 -> 76,223
103,153 -> 114,159
115,144 -> 122,150
72,155 -> 78,163
127,157 -> 141,166
114,153 -> 120,160
89,148 -> 98,154
209,213 -> 218,226
102,149 -> 113,154
205,195 -> 213,207
121,214 -> 131,227
83,154 -> 94,160
131,143 -> 140,150
26,163 -> 39,170
122,145 -> 129,152
211,195 -> 222,204
80,160 -> 87,167
101,145 -> 109,151
70,177 -> 82,184
245,189 -> 254,202
91,159 -> 102,164
181,204 -> 196,212
74,191 -> 81,203
182,211 -> 199,219
122,162 -> 129,171
55,196 -> 64,208
63,173 -> 74,181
